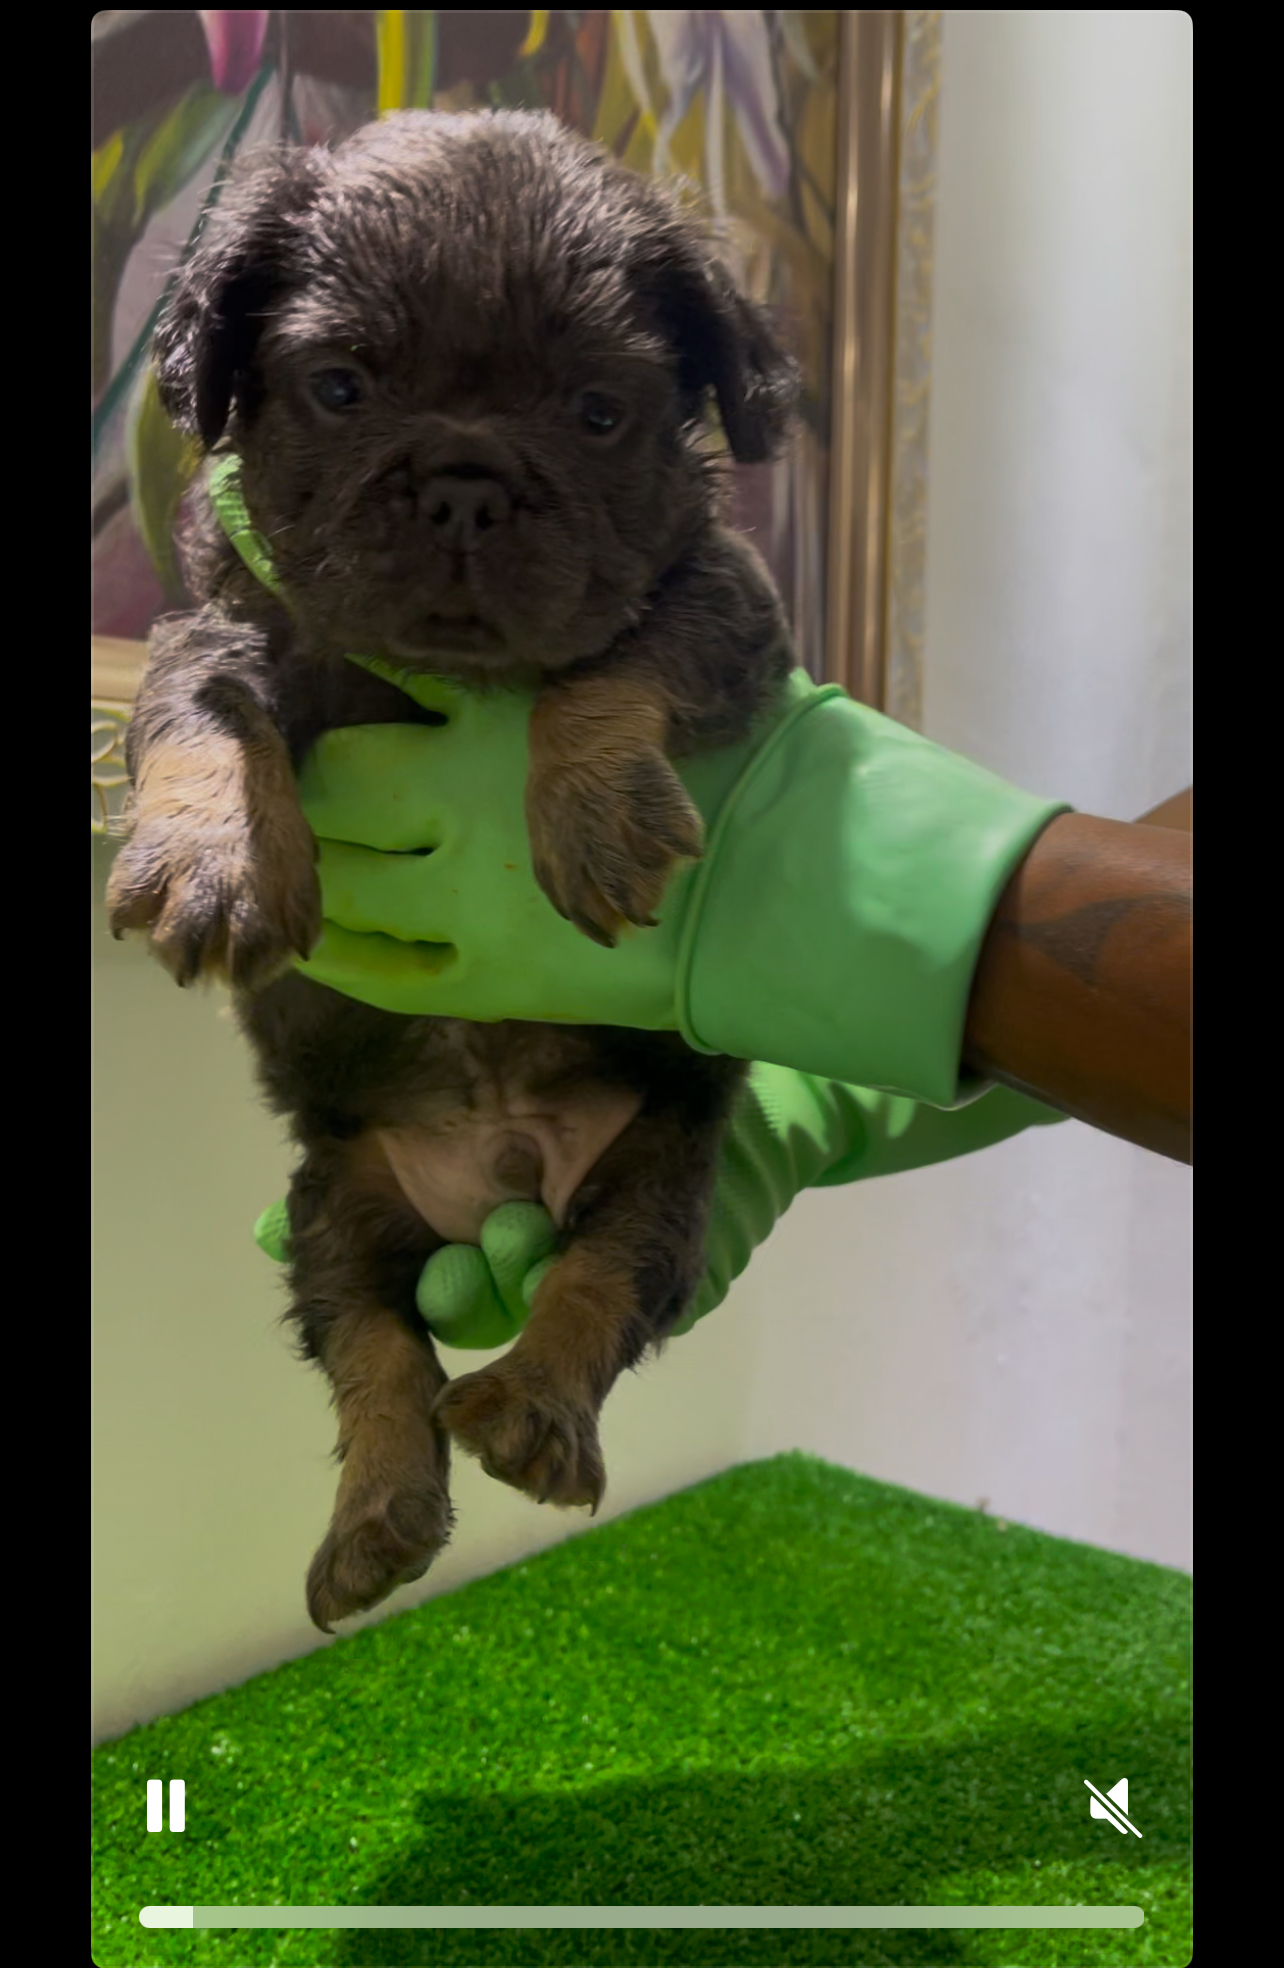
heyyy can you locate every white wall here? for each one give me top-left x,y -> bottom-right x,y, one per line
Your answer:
738,8 -> 1192,1564
91,9 -> 1192,1745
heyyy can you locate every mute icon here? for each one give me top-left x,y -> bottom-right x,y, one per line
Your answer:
1084,1777 -> 1142,1837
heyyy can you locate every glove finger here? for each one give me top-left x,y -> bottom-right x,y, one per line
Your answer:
296,923 -> 458,1011
254,1200 -> 291,1264
521,1252 -> 557,1311
417,1243 -> 492,1325
316,841 -> 454,938
417,1244 -> 519,1350
480,1202 -> 558,1322
297,726 -> 447,850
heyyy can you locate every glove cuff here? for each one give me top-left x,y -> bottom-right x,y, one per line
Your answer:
676,690 -> 1071,1108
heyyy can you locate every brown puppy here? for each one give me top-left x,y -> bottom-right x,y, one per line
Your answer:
108,109 -> 799,1632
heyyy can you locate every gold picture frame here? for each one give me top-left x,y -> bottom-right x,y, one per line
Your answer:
91,9 -> 941,828
827,9 -> 940,727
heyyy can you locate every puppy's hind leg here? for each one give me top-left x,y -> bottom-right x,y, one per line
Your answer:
286,1140 -> 452,1632
438,1059 -> 740,1511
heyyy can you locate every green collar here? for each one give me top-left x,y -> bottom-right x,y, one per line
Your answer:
207,454 -> 285,599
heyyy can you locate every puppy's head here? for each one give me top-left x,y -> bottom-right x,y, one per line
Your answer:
156,109 -> 799,674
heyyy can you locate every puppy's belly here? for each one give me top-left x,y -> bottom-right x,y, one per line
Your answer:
377,1086 -> 643,1245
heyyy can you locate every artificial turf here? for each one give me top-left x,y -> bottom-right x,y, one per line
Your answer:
92,1452 -> 1192,1968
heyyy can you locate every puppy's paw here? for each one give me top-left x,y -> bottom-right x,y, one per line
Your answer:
107,807 -> 320,991
436,1360 -> 606,1510
306,1480 -> 454,1633
527,747 -> 704,948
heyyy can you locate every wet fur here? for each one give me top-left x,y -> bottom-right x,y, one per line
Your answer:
108,110 -> 799,1631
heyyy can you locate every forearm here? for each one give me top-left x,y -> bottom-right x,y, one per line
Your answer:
1136,786 -> 1192,833
962,800 -> 1192,1163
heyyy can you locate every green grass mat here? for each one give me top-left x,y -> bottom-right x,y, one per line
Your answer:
92,1453 -> 1192,1967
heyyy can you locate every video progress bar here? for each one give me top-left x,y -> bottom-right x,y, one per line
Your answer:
141,1906 -> 1144,1931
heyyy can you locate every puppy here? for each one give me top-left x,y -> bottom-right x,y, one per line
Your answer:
108,110 -> 800,1631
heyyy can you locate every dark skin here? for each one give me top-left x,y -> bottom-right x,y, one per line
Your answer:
963,789 -> 1192,1164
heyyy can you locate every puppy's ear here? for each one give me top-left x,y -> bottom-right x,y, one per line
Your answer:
153,146 -> 329,448
648,234 -> 801,465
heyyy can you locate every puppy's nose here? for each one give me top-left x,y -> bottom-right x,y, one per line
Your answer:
420,473 -> 511,553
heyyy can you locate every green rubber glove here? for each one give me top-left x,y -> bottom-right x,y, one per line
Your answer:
254,1068 -> 1064,1349
295,666 -> 1068,1104
291,661 -> 811,1033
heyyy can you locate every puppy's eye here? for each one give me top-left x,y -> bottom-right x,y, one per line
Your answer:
310,368 -> 364,412
575,389 -> 627,437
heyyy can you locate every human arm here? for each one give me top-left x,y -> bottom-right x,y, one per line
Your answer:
962,799 -> 1192,1163
1135,787 -> 1192,831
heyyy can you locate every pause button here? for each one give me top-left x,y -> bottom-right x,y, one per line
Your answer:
146,1781 -> 185,1833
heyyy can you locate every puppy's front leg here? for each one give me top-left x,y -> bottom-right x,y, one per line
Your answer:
437,1063 -> 736,1509
107,609 -> 319,989
287,1141 -> 453,1631
525,526 -> 790,945
526,669 -> 704,949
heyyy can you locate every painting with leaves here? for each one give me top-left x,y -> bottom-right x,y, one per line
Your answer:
92,10 -> 840,677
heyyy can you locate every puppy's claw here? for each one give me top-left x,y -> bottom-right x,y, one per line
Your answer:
571,912 -> 618,950
174,947 -> 201,991
106,817 -> 321,992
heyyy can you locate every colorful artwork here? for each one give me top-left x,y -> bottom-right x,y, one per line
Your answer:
91,11 -> 840,676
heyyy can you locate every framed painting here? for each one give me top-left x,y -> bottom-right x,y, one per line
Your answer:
91,9 -> 941,829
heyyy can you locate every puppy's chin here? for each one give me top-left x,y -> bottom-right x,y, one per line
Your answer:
386,618 -> 509,663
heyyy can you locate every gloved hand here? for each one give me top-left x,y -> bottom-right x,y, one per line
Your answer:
293,662 -> 1068,1105
255,1066 -> 1063,1350
289,660 -> 815,1033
